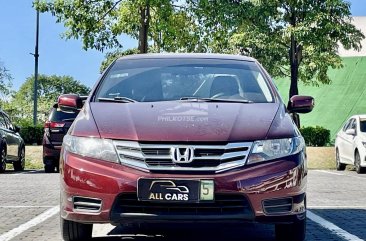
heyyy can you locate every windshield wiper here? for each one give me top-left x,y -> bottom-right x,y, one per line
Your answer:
98,97 -> 137,103
180,97 -> 252,103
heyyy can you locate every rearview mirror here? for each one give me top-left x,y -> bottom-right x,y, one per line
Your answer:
345,129 -> 356,136
288,95 -> 314,114
58,94 -> 84,113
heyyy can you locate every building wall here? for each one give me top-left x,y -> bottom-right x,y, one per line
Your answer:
338,16 -> 366,57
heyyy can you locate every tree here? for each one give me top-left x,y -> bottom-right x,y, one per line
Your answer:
194,0 -> 364,100
10,74 -> 90,122
100,48 -> 140,73
0,61 -> 13,100
35,0 -> 203,53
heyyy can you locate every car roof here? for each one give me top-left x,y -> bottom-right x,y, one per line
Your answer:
353,115 -> 366,119
116,53 -> 256,62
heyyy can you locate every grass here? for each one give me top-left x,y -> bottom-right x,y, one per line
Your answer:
307,147 -> 336,169
6,145 -> 43,171
275,56 -> 366,140
25,145 -> 43,169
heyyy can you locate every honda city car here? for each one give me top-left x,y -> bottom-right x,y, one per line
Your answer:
58,54 -> 314,241
335,115 -> 366,174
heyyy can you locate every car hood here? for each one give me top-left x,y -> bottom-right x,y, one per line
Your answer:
89,101 -> 290,142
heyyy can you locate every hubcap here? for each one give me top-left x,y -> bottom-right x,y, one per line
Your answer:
356,154 -> 360,170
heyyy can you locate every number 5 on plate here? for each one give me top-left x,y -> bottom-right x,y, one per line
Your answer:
200,180 -> 214,201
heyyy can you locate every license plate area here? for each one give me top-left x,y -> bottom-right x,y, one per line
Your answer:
138,179 -> 214,203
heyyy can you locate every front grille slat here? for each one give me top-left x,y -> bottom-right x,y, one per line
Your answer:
114,141 -> 252,173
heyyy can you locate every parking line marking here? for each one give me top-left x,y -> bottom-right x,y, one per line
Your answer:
307,210 -> 363,241
0,206 -> 55,208
309,205 -> 366,209
93,224 -> 116,237
0,205 -> 59,241
313,170 -> 366,179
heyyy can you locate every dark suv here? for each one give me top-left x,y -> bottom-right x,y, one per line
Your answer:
58,54 -> 314,241
43,104 -> 79,173
0,110 -> 25,173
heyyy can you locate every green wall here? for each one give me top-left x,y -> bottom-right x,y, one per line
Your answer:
274,57 -> 366,140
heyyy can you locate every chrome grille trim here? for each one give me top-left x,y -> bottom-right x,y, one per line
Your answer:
113,141 -> 252,173
262,198 -> 293,215
73,196 -> 102,213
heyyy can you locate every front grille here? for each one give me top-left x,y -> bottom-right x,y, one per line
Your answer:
113,141 -> 252,173
112,193 -> 252,216
73,196 -> 102,213
262,198 -> 293,214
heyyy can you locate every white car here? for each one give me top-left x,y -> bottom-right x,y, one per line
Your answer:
335,115 -> 366,174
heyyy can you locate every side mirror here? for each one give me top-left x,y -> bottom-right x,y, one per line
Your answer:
345,129 -> 356,136
288,95 -> 314,114
14,125 -> 20,133
58,94 -> 83,113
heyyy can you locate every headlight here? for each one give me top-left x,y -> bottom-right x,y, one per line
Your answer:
247,137 -> 305,165
63,135 -> 118,163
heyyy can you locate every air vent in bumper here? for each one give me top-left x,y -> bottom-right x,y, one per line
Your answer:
73,196 -> 102,213
262,198 -> 293,215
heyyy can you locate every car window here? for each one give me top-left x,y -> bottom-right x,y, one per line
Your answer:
0,113 -> 7,129
342,119 -> 353,132
49,108 -> 79,122
351,119 -> 357,130
3,115 -> 13,130
360,119 -> 366,132
95,58 -> 274,103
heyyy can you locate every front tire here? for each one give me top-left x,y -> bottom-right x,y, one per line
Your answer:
355,151 -> 366,174
44,163 -> 55,173
13,146 -> 25,171
336,149 -> 346,171
275,217 -> 306,241
61,218 -> 92,241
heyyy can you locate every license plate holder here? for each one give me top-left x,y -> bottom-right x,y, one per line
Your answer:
138,179 -> 214,203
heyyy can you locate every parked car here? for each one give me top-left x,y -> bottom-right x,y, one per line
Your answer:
58,54 -> 314,241
335,115 -> 366,174
43,103 -> 80,173
0,110 -> 25,172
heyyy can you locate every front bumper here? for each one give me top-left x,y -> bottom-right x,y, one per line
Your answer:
60,150 -> 307,224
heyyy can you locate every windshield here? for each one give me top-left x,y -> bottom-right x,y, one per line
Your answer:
50,108 -> 79,122
95,58 -> 274,103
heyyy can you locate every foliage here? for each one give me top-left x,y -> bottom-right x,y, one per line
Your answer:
0,60 -> 13,100
10,74 -> 90,122
193,0 -> 364,99
300,126 -> 330,147
100,48 -> 140,73
18,122 -> 44,145
34,0 -> 203,53
34,0 -> 364,103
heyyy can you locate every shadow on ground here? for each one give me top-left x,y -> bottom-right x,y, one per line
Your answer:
93,223 -> 275,241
